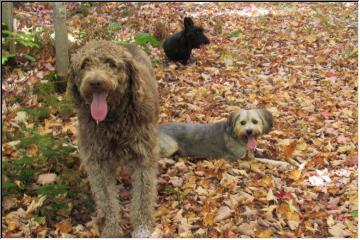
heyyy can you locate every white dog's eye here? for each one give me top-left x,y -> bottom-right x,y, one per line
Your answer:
240,121 -> 246,125
252,119 -> 258,124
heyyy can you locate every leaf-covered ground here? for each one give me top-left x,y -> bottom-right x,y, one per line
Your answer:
2,2 -> 358,237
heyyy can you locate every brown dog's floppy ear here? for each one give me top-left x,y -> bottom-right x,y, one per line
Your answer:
126,58 -> 146,104
126,56 -> 158,122
258,109 -> 273,134
66,63 -> 82,108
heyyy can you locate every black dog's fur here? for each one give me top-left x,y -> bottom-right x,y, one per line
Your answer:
163,17 -> 209,65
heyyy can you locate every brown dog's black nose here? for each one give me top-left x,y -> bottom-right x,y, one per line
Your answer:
246,129 -> 253,136
89,79 -> 102,87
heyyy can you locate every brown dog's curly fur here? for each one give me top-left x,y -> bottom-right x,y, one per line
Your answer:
67,40 -> 159,237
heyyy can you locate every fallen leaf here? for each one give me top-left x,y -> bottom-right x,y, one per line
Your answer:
328,222 -> 352,237
266,188 -> 276,202
220,172 -> 238,189
169,176 -> 183,187
321,111 -> 331,119
288,220 -> 300,230
214,206 -> 232,222
225,230 -> 237,238
37,173 -> 57,185
243,206 -> 258,218
336,135 -> 349,143
308,176 -> 327,186
26,144 -> 39,157
3,197 -> 18,211
195,186 -> 208,196
288,169 -> 302,181
55,220 -> 72,234
237,222 -> 255,235
327,215 -> 335,227
203,213 -> 214,226
306,34 -> 317,44
4,208 -> 26,230
256,230 -> 272,238
283,141 -> 297,158
26,195 -> 47,214
14,111 -> 28,124
337,143 -> 355,153
295,138 -> 308,151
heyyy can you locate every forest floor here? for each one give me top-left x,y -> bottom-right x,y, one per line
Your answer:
2,2 -> 358,237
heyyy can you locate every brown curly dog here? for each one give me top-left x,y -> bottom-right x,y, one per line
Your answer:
67,40 -> 159,237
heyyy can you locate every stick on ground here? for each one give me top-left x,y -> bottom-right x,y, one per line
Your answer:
254,157 -> 292,168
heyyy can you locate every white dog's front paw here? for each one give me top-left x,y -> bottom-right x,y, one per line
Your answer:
132,225 -> 152,238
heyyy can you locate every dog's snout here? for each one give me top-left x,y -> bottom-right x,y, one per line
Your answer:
246,129 -> 253,136
89,79 -> 102,88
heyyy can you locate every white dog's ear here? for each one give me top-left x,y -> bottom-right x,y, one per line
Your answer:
227,110 -> 242,131
258,109 -> 273,134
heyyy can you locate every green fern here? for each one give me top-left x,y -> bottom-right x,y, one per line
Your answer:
135,32 -> 160,49
37,184 -> 68,198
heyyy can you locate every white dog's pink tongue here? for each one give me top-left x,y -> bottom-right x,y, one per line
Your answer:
90,92 -> 108,122
246,136 -> 257,150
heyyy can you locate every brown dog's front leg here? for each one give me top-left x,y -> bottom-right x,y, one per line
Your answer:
129,161 -> 158,238
85,160 -> 123,237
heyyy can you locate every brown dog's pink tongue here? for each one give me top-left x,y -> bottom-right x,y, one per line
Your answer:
90,92 -> 108,122
246,136 -> 257,150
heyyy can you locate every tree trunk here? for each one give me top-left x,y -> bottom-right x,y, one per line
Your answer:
53,2 -> 69,80
2,2 -> 15,54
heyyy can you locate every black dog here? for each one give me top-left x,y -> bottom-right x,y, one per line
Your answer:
163,17 -> 209,65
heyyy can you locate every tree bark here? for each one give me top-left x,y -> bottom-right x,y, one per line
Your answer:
53,2 -> 69,79
2,2 -> 15,54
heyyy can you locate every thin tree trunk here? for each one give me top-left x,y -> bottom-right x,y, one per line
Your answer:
53,2 -> 69,79
2,2 -> 15,54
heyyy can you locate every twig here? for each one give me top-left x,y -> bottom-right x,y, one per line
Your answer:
254,157 -> 292,168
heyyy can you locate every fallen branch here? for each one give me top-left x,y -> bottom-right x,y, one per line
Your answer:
254,157 -> 292,168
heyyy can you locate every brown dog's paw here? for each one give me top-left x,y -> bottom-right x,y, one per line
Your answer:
132,225 -> 153,238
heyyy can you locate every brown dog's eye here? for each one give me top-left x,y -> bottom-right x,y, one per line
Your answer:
80,58 -> 90,69
252,119 -> 258,124
105,58 -> 117,68
240,121 -> 246,125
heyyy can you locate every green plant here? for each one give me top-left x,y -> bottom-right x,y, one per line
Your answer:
135,32 -> 160,51
2,24 -> 42,65
75,30 -> 86,40
121,9 -> 134,18
229,29 -> 242,38
37,184 -> 68,198
19,133 -> 75,160
1,51 -> 15,64
105,22 -> 123,41
3,27 -> 42,49
108,22 -> 122,32
22,107 -> 50,121
42,71 -> 67,93
71,2 -> 92,16
2,156 -> 43,193
58,99 -> 74,118
14,31 -> 40,49
2,181 -> 19,195
34,81 -> 57,104
118,39 -> 131,45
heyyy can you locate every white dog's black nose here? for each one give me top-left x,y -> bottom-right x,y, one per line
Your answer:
246,129 -> 253,136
